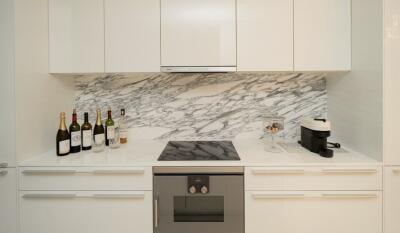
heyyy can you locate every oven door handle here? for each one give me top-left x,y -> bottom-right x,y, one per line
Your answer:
154,197 -> 159,228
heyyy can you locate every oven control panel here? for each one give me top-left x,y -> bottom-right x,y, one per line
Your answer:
187,175 -> 209,194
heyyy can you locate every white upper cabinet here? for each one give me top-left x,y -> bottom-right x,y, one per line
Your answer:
105,0 -> 160,73
49,0 -> 105,73
49,0 -> 352,73
161,0 -> 236,67
294,0 -> 351,71
237,0 -> 293,71
384,0 -> 400,165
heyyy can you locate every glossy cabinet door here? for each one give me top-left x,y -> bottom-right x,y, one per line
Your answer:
105,0 -> 160,73
384,167 -> 400,233
246,191 -> 382,233
384,0 -> 400,165
237,0 -> 293,71
294,0 -> 351,71
161,0 -> 236,67
20,191 -> 153,233
0,168 -> 17,233
49,0 -> 104,73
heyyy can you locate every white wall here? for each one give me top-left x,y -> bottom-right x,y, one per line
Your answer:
327,0 -> 383,160
0,0 -> 16,166
14,0 -> 75,162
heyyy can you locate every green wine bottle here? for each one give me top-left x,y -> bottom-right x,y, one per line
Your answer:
81,112 -> 92,151
105,107 -> 115,146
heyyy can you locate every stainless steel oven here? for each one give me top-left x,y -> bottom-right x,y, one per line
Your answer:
153,167 -> 244,233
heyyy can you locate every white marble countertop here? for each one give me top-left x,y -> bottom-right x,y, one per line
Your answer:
19,140 -> 382,167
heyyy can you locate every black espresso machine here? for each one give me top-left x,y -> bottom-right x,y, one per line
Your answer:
299,118 -> 340,158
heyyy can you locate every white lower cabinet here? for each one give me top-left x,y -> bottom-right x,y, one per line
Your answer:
246,191 -> 382,233
0,168 -> 17,233
384,167 -> 400,233
20,191 -> 153,233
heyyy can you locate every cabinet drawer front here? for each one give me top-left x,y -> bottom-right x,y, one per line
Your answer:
20,191 -> 153,233
0,168 -> 17,233
245,166 -> 382,191
245,191 -> 382,233
19,167 -> 152,191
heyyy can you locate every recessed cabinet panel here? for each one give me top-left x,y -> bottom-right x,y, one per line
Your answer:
105,0 -> 160,73
161,0 -> 236,67
246,191 -> 382,233
49,0 -> 104,73
384,167 -> 400,233
237,0 -> 293,71
0,168 -> 17,233
294,0 -> 351,71
20,191 -> 153,233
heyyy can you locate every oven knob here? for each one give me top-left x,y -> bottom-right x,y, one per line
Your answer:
201,186 -> 208,194
189,186 -> 197,194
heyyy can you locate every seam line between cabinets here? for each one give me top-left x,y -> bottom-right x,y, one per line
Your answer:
159,0 -> 162,68
47,0 -> 51,73
103,0 -> 106,73
350,0 -> 353,70
235,0 -> 238,68
292,0 -> 295,71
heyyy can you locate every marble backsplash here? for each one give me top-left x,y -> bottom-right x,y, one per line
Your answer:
74,73 -> 327,141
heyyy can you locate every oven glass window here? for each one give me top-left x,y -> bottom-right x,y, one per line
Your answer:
173,196 -> 224,222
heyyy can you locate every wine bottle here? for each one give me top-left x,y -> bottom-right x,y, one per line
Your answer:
93,108 -> 105,152
105,107 -> 115,146
69,109 -> 81,153
56,112 -> 70,156
119,109 -> 128,144
81,112 -> 92,151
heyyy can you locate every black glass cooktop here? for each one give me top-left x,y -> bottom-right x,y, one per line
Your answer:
158,141 -> 240,161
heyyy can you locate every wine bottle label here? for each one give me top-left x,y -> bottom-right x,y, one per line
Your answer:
94,133 -> 105,145
59,140 -> 70,154
120,131 -> 127,139
71,131 -> 81,147
107,126 -> 115,140
82,130 -> 92,147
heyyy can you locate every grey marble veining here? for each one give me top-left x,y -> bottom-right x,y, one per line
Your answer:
74,72 -> 327,141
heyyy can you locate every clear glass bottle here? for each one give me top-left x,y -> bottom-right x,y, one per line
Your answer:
119,109 -> 128,144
